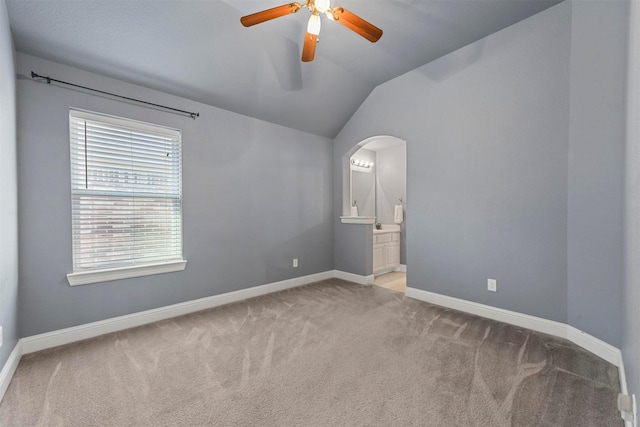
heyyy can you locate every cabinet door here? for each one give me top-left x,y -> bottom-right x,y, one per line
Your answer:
385,243 -> 400,268
373,245 -> 386,272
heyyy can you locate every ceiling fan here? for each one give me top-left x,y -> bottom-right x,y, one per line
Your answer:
240,0 -> 383,62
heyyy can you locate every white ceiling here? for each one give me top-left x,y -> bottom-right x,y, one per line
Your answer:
6,0 -> 561,138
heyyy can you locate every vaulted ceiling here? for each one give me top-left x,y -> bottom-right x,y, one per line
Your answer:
6,0 -> 561,138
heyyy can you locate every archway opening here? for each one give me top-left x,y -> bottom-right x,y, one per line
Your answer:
342,135 -> 407,291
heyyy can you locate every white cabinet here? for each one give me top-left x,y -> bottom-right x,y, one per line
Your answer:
373,245 -> 386,272
373,231 -> 400,274
386,242 -> 400,266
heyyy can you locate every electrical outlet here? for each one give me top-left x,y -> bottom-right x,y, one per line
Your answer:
619,393 -> 637,425
293,258 -> 298,268
487,279 -> 497,292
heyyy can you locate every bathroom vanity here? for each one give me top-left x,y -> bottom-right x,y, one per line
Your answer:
373,224 -> 401,274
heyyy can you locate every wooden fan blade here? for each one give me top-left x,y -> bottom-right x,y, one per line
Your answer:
240,2 -> 302,27
331,7 -> 383,42
301,32 -> 318,62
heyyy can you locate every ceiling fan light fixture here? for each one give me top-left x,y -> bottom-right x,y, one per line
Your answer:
307,13 -> 321,36
240,1 -> 382,62
314,0 -> 331,14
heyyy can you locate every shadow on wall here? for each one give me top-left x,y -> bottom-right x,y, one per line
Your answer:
418,39 -> 487,81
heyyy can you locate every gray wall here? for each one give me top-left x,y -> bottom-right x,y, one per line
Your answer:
375,145 -> 407,264
624,0 -> 640,401
0,0 -> 19,370
333,223 -> 372,276
6,0 -> 636,400
335,2 -> 571,323
567,0 -> 627,348
16,53 -> 334,337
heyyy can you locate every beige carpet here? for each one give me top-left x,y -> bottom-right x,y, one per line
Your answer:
0,279 -> 622,426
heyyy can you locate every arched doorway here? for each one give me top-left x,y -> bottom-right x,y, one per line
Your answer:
343,135 -> 407,291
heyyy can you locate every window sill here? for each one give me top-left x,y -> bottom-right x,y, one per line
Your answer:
67,260 -> 187,286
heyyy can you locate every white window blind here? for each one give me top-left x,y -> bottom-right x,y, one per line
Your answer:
69,109 -> 183,272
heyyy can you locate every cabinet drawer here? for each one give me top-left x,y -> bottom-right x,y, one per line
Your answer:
391,233 -> 400,242
375,234 -> 392,244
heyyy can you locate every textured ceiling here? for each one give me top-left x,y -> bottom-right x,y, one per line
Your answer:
6,0 -> 561,138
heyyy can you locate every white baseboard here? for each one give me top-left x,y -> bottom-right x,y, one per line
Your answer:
2,274 -> 629,417
21,270 -> 334,355
334,270 -> 374,285
405,287 -> 567,338
0,342 -> 23,403
374,265 -> 406,276
615,355 -> 635,427
395,264 -> 407,273
565,325 -> 622,368
405,286 -> 628,404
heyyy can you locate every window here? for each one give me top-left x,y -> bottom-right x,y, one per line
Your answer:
67,109 -> 186,286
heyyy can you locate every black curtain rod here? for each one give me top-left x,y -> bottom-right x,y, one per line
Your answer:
30,71 -> 199,120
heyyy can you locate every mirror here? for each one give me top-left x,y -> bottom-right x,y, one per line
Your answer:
350,170 -> 375,217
